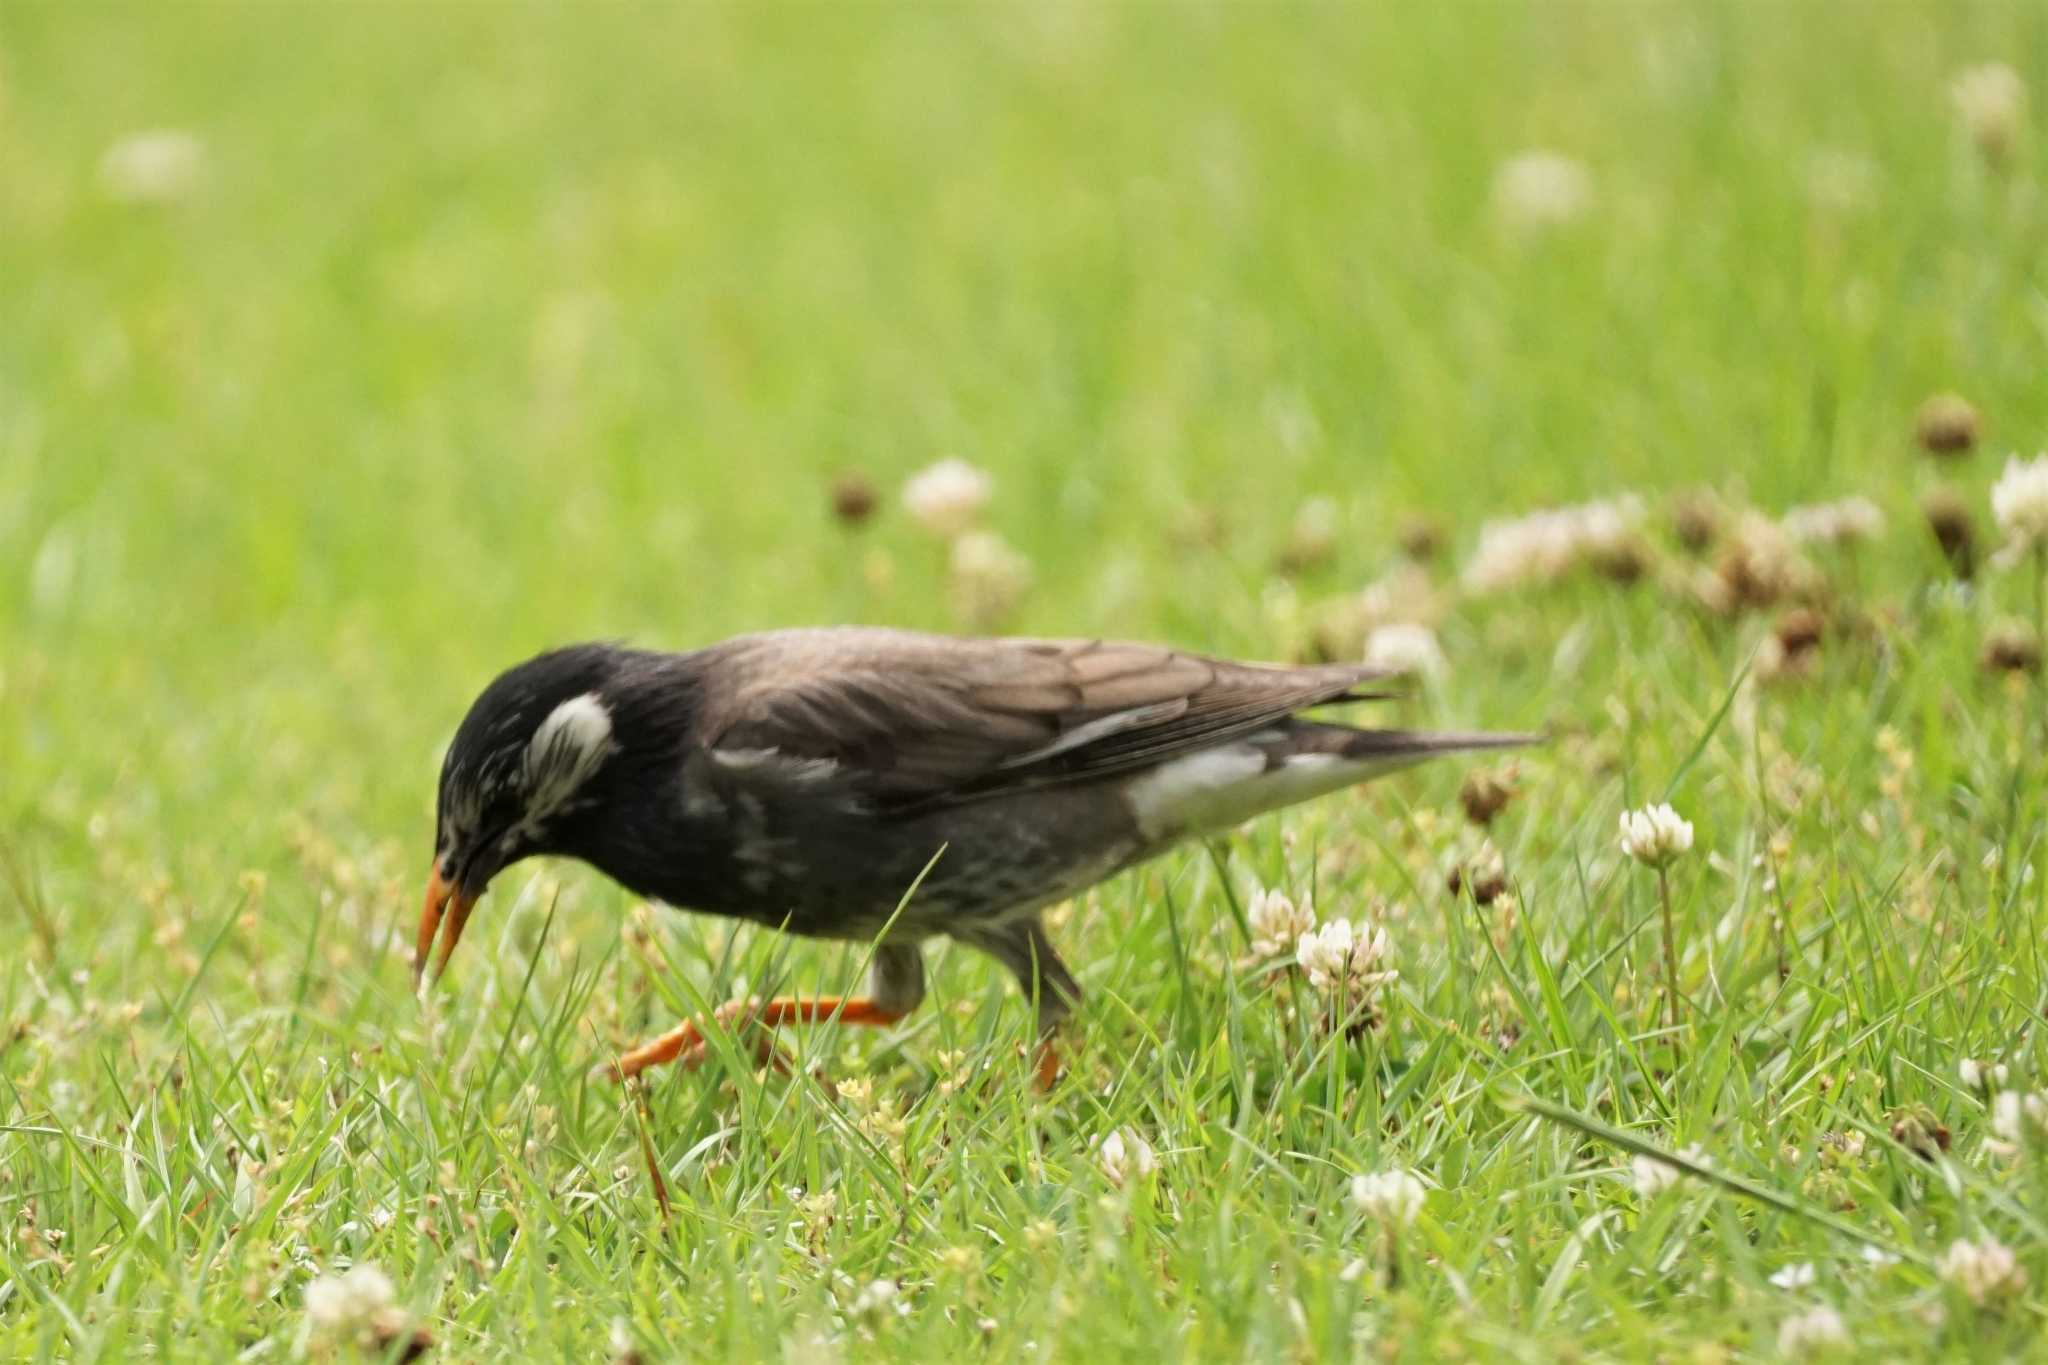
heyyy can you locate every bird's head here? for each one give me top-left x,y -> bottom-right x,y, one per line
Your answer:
416,644 -> 635,989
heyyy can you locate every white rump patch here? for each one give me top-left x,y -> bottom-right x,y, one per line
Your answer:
1124,744 -> 1414,841
521,692 -> 615,829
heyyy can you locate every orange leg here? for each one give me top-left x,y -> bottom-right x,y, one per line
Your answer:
1033,1039 -> 1062,1091
605,996 -> 907,1082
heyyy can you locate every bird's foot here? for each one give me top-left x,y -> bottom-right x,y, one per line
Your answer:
600,996 -> 908,1082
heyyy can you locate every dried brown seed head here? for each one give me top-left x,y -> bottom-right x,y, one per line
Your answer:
1715,512 -> 1816,610
1397,518 -> 1442,563
1670,490 -> 1723,553
1888,1105 -> 1951,1161
1774,608 -> 1825,658
1981,621 -> 2042,675
1921,485 -> 1978,578
1458,768 -> 1514,826
1589,538 -> 1652,585
829,472 -> 878,526
1915,392 -> 1981,458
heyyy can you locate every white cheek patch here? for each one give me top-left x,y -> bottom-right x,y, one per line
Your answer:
521,692 -> 615,831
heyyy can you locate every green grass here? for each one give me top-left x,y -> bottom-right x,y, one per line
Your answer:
4,2 -> 2048,1359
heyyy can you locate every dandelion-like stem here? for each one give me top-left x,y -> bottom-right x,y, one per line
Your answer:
1657,866 -> 1681,1034
1771,889 -> 1787,983
2034,543 -> 2045,695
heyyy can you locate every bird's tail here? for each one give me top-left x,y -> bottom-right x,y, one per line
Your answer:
1294,722 -> 1543,764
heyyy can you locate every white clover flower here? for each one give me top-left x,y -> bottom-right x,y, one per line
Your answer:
1716,509 -> 1820,607
948,530 -> 1032,625
1574,495 -> 1645,560
1991,454 -> 2048,553
1776,1305 -> 1850,1356
1630,1153 -> 1682,1198
303,1263 -> 397,1348
1936,1236 -> 2026,1306
1246,887 -> 1317,957
1348,1169 -> 1426,1228
1618,804 -> 1694,869
1769,1262 -> 1818,1290
1094,1127 -> 1158,1187
1293,918 -> 1399,1002
1463,511 -> 1578,592
849,1277 -> 907,1318
1461,495 -> 1645,594
1781,497 -> 1884,546
1990,1091 -> 2048,1144
1629,1143 -> 1705,1198
901,458 -> 992,538
97,129 -> 207,204
1952,63 -> 2027,160
1960,1057 -> 2009,1092
1492,150 -> 1593,231
1364,623 -> 1447,682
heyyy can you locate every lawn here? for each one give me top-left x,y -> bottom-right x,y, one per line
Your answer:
4,2 -> 2048,1360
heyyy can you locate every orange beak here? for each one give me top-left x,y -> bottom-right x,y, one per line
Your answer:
414,864 -> 479,990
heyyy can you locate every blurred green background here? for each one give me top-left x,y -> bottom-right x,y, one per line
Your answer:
3,4 -> 2048,1358
6,9 -> 2041,850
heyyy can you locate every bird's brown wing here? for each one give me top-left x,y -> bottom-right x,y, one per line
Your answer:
695,628 -> 1394,810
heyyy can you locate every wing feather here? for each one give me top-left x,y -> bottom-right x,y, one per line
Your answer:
697,628 -> 1393,810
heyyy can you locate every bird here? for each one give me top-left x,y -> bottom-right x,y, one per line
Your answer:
415,628 -> 1533,1085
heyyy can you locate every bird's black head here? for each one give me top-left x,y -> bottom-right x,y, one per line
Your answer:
416,643 -> 642,986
